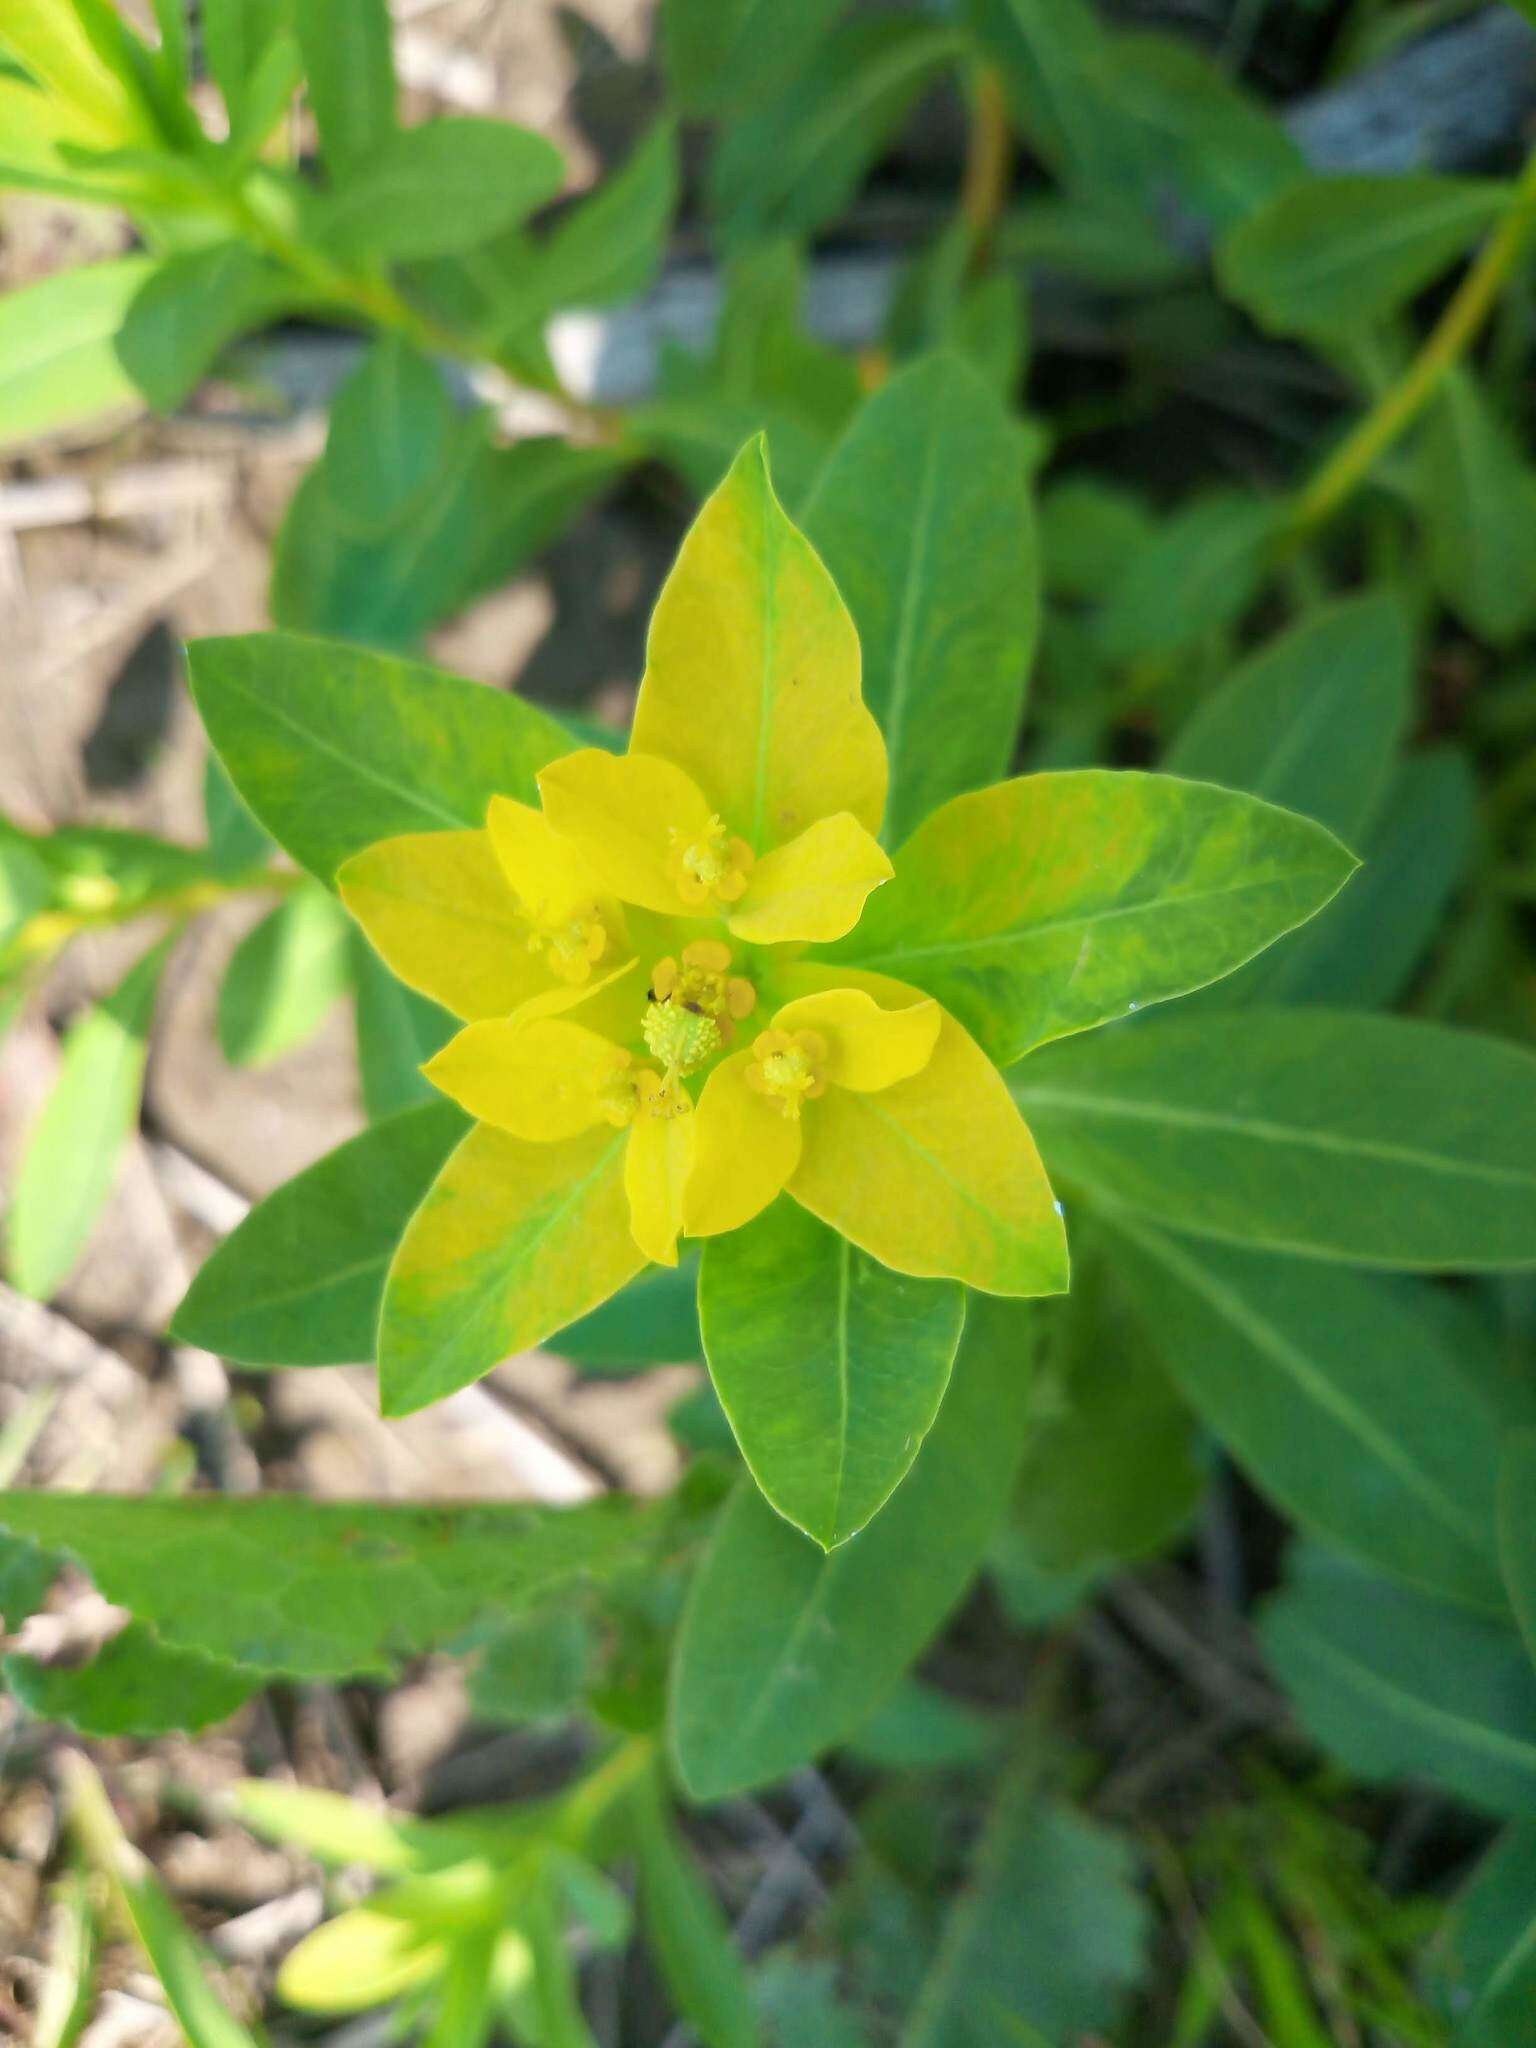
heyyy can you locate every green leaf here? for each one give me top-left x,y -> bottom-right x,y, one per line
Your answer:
700,1199 -> 966,1550
272,407 -> 491,648
351,933 -> 453,1121
453,437 -> 630,613
217,884 -> 351,1068
65,1754 -> 262,2048
660,0 -> 841,113
1218,173 -> 1508,339
1039,479 -> 1154,603
835,771 -> 1355,1065
0,1532 -> 56,1633
1001,196 -> 1190,289
294,0 -> 394,179
964,0 -> 1130,194
1013,1240 -> 1200,1576
708,17 -> 963,250
1260,1547 -> 1536,1817
203,753 -> 272,877
465,1608 -> 593,1724
1501,1432 -> 1536,1675
1417,368 -> 1536,647
115,244 -> 302,413
1167,594 -> 1412,842
319,334 -> 457,536
172,1099 -> 466,1366
1106,1216 -> 1507,1611
1431,1824 -> 1536,2046
7,938 -> 170,1300
848,1679 -> 994,1770
1245,747 -> 1477,1011
201,0 -> 293,140
186,633 -> 573,884
0,835 -> 51,948
5,1622 -> 260,1735
669,1294 -> 1035,1799
1094,493 -> 1278,665
1014,1008 -> 1536,1269
1096,32 -> 1303,231
903,1782 -> 1148,2046
531,120 -> 678,311
318,118 -> 564,263
805,353 -> 1038,849
549,1261 -> 702,1371
629,1768 -> 758,2048
379,1123 -> 644,1416
0,1489 -> 679,1679
0,256 -> 155,453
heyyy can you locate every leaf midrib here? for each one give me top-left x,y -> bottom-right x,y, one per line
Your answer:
857,863 -> 1335,975
1116,1217 -> 1493,1557
1285,1622 -> 1536,1777
1013,1080 -> 1536,1196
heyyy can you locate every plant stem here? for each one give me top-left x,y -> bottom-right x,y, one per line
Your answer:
960,65 -> 1011,270
1286,144 -> 1536,540
225,179 -> 623,442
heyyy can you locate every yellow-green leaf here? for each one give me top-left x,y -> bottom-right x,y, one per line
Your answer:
379,1123 -> 643,1414
834,770 -> 1356,1065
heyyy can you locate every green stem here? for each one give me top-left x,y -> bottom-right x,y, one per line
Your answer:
1286,144 -> 1536,540
225,179 -> 623,443
960,66 -> 1011,271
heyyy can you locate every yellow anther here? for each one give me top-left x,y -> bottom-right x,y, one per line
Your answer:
667,815 -> 754,907
745,1028 -> 827,1121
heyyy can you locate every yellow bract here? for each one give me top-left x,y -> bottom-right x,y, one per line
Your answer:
351,435 -> 1069,1367
633,440 -> 887,851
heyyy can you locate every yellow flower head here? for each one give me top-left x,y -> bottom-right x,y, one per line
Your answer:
346,439 -> 1069,1338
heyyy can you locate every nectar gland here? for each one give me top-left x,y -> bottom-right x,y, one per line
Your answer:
642,941 -> 756,1079
746,1028 -> 828,1121
667,815 -> 754,908
525,906 -> 608,984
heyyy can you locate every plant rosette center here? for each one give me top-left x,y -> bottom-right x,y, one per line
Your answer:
330,435 -> 1356,1429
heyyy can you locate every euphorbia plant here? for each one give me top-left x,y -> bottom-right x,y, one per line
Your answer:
180,432 -> 1353,1555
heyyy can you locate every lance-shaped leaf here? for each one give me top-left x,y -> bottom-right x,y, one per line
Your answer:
1107,1216 -> 1507,1612
187,634 -> 573,884
1218,173 -> 1509,340
670,1294 -> 1034,1798
0,1490 -> 678,1679
379,1123 -> 644,1415
700,1198 -> 965,1549
632,436 -> 886,853
1167,593 -> 1412,842
172,1100 -> 467,1366
1431,1824 -> 1536,2046
835,771 -> 1354,1064
0,257 -> 156,454
1014,1009 -> 1536,1269
8,937 -> 171,1301
1260,1547 -> 1536,1818
804,353 -> 1037,848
